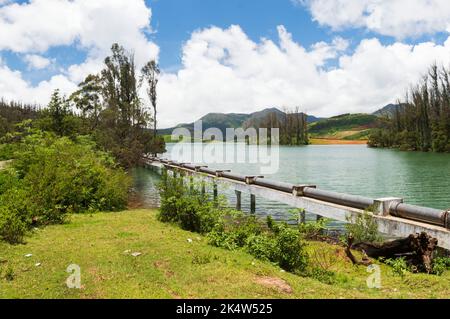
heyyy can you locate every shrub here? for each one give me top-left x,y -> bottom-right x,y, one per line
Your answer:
384,257 -> 409,277
305,267 -> 337,285
0,206 -> 28,244
10,134 -> 131,224
0,187 -> 32,244
274,224 -> 309,273
158,172 -> 309,274
298,218 -> 330,239
245,234 -> 277,261
0,131 -> 131,243
432,257 -> 450,276
345,210 -> 382,244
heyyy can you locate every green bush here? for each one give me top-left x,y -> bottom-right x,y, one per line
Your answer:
0,131 -> 131,243
0,206 -> 28,244
274,224 -> 309,273
158,173 -> 309,274
345,210 -> 382,244
432,257 -> 450,276
384,257 -> 409,277
245,234 -> 277,262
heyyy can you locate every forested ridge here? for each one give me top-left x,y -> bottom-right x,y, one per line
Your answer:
369,64 -> 450,152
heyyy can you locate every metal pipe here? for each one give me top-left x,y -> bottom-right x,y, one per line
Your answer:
390,203 -> 448,227
254,178 -> 295,193
182,164 -> 197,171
198,167 -> 217,176
149,159 -> 450,229
303,187 -> 374,210
220,171 -> 247,183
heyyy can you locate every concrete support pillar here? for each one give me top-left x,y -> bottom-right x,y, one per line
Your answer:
250,194 -> 256,214
235,190 -> 242,211
189,175 -> 194,193
373,197 -> 403,216
201,180 -> 206,195
213,182 -> 218,202
299,210 -> 306,224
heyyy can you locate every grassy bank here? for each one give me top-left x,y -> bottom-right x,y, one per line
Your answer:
309,138 -> 368,145
1,209 -> 449,299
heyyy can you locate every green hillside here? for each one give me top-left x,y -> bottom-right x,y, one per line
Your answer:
308,113 -> 380,140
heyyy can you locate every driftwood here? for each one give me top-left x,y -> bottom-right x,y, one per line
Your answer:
346,232 -> 438,273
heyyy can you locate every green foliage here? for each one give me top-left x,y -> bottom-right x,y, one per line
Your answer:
158,173 -> 309,274
384,257 -> 410,277
0,205 -> 29,244
432,257 -> 450,276
304,267 -> 338,285
309,113 -> 378,135
245,234 -> 277,261
1,265 -> 15,281
345,210 -> 382,244
368,64 -> 450,153
0,131 -> 131,243
298,218 -> 330,239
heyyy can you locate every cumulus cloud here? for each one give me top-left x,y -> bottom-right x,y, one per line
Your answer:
0,0 -> 158,104
299,0 -> 450,39
157,25 -> 450,127
2,0 -> 450,130
23,54 -> 52,69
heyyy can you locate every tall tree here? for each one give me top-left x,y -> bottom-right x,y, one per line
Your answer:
140,60 -> 160,139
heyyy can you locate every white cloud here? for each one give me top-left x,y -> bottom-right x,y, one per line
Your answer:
0,60 -> 77,104
0,0 -> 158,106
23,54 -> 51,69
299,0 -> 450,39
157,25 -> 450,127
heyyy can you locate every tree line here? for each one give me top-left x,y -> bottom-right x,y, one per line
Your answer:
251,107 -> 309,145
1,43 -> 165,167
369,64 -> 450,152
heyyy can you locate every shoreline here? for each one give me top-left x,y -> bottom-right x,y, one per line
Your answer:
309,138 -> 368,145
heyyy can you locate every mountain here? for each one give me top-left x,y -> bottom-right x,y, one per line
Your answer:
158,107 -> 322,136
372,104 -> 400,118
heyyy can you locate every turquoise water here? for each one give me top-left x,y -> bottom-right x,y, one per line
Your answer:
133,144 -> 450,225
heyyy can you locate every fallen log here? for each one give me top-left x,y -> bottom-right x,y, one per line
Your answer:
346,232 -> 438,273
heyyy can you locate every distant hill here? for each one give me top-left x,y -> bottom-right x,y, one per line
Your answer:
159,105 -> 392,142
308,113 -> 381,140
372,104 -> 400,118
158,107 -> 322,136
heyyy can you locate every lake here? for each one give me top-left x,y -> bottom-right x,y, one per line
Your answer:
132,144 -> 450,227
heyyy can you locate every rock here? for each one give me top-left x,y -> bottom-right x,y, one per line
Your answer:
187,238 -> 193,243
131,252 -> 142,257
123,250 -> 131,254
35,263 -> 41,267
24,254 -> 33,258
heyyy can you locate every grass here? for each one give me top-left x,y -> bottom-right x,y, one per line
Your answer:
1,209 -> 449,299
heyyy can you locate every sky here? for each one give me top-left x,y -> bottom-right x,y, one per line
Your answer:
2,0 -> 450,128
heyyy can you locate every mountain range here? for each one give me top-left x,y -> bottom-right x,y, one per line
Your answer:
159,105 -> 397,141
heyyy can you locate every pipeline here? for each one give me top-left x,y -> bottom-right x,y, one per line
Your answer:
302,187 -> 374,210
254,178 -> 295,193
390,203 -> 448,227
148,157 -> 450,229
220,171 -> 247,183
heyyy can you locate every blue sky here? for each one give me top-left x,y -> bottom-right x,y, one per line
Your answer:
1,0 -> 450,127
